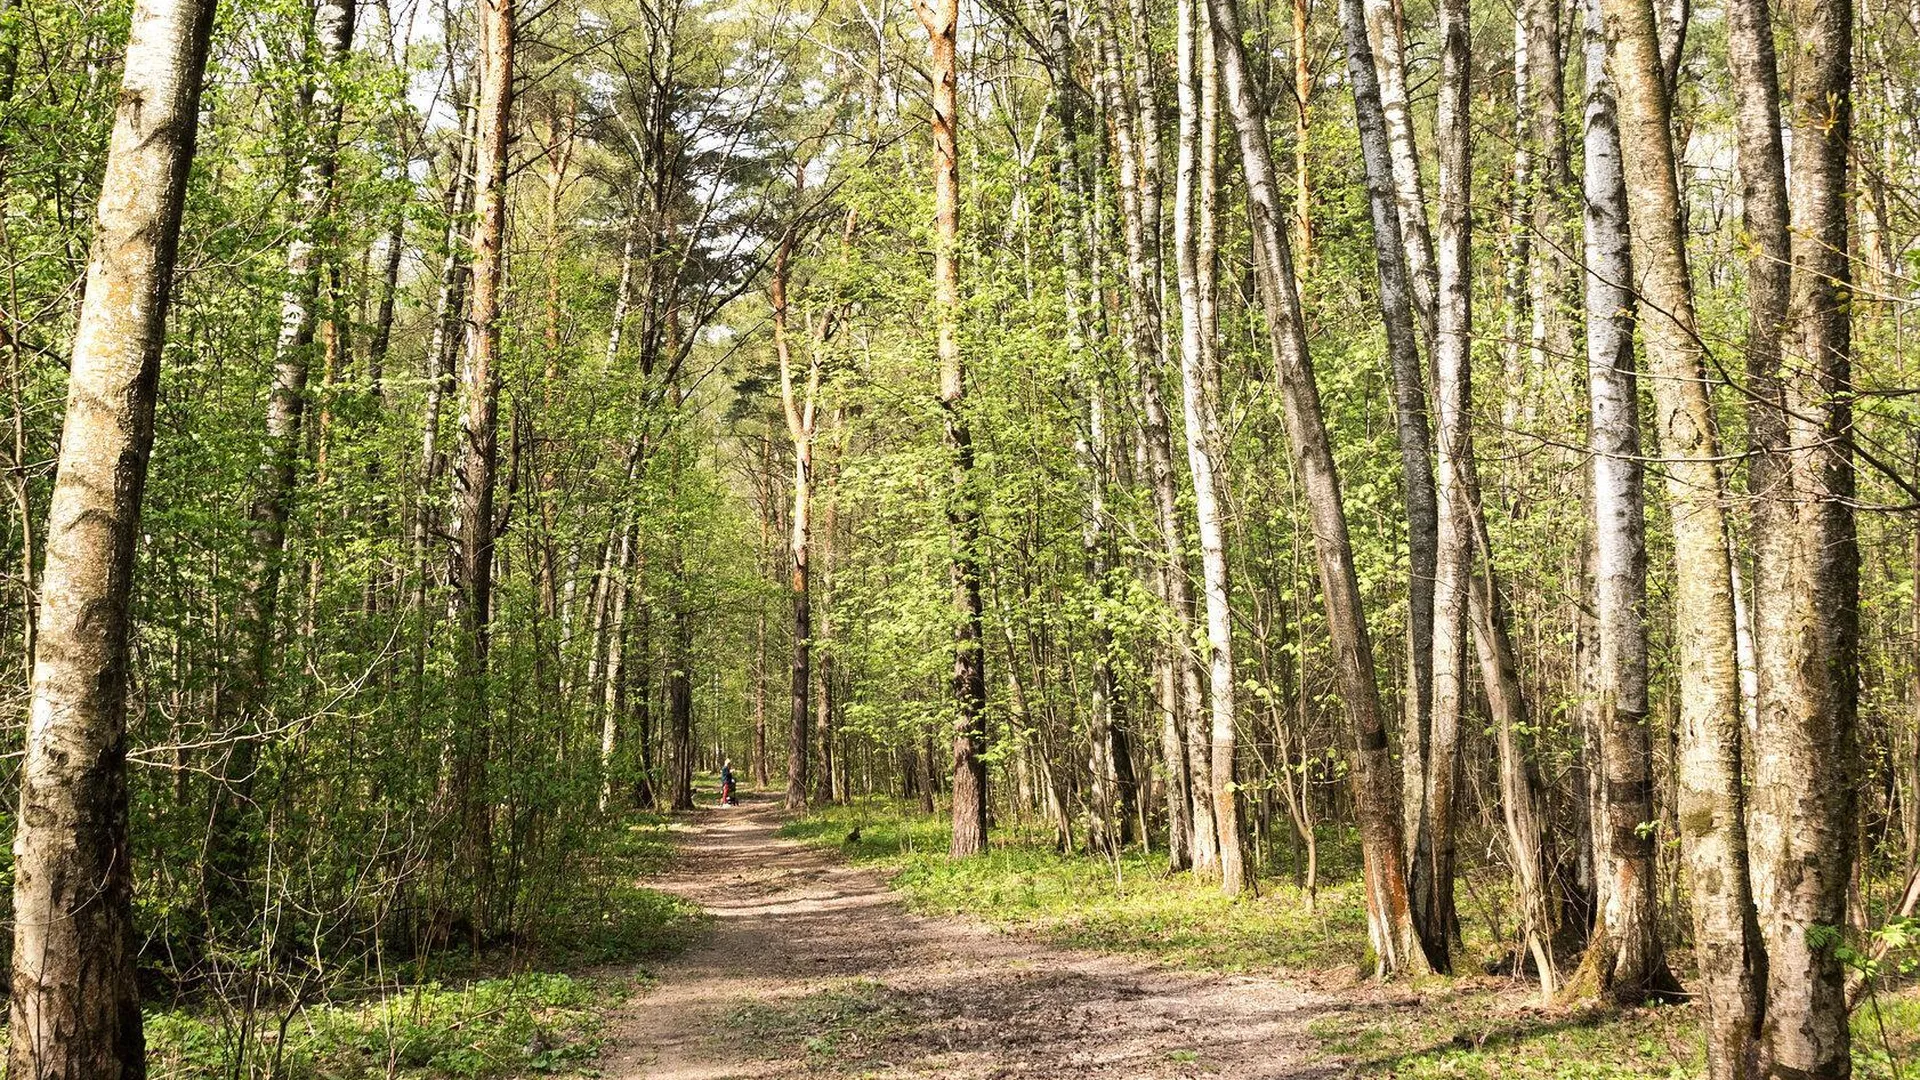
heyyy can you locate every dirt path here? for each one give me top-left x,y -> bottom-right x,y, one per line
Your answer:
598,792 -> 1344,1079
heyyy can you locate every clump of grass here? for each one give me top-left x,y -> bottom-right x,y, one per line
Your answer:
724,978 -> 919,1066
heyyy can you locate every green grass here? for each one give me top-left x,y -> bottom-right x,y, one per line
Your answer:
1310,980 -> 1920,1079
144,971 -> 625,1080
780,797 -> 1370,973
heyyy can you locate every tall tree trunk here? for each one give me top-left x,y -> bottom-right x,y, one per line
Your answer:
1600,0 -> 1763,1071
1334,0 -> 1438,920
772,202 -> 818,813
537,100 -> 576,627
1748,0 -> 1859,1072
1566,0 -> 1672,1004
1520,0 -> 1570,425
1188,4 -> 1225,877
1100,0 -> 1219,878
814,425 -> 840,806
914,0 -> 989,857
447,0 -> 515,930
670,595 -> 695,810
211,0 -> 357,907
1418,0 -> 1473,970
6,0 -> 216,1073
1173,0 -> 1245,895
598,510 -> 637,811
1291,0 -> 1311,270
1205,0 -> 1428,977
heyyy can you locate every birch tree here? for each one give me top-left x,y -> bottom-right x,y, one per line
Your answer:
7,0 -> 217,1072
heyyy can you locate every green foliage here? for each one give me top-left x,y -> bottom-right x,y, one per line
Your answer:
137,972 -> 618,1080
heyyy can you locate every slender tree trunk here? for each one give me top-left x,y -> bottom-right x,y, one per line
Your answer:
915,0 -> 988,857
753,558 -> 770,787
1206,0 -> 1427,976
447,0 -> 515,930
1521,0 -> 1571,423
773,207 -> 816,812
1565,0 -> 1672,1004
537,101 -> 576,627
598,511 -> 637,811
1360,0 -> 1437,338
1418,0 -> 1473,970
211,0 -> 357,906
1600,0 -> 1762,1070
670,596 -> 695,810
1747,0 -> 1858,1072
6,0 -> 216,1073
1173,0 -> 1244,895
1100,0 -> 1220,879
1335,0 -> 1438,921
1574,0 -> 1658,994
1188,6 -> 1225,877
1291,0 -> 1311,270
813,427 -> 840,806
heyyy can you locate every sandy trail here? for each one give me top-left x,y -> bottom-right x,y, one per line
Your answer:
598,792 -> 1343,1079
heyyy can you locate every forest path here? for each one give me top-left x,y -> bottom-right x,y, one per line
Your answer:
598,791 -> 1344,1079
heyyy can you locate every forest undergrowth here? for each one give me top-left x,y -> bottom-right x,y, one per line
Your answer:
0,815 -> 706,1080
784,798 -> 1920,1080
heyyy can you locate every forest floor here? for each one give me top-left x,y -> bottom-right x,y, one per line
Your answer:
598,791 -> 1347,1078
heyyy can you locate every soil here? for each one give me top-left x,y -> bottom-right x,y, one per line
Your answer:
598,791 -> 1347,1079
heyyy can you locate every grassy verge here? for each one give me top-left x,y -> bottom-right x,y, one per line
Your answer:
131,812 -> 707,1079
783,797 -> 1920,1080
1313,979 -> 1920,1079
780,797 -> 1370,973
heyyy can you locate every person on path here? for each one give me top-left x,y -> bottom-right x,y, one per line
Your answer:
721,760 -> 736,806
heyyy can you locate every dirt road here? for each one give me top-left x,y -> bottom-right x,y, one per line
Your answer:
599,793 -> 1342,1079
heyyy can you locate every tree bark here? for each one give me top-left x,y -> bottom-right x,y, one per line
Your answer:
1748,0 -> 1859,1072
1334,0 -> 1438,930
1565,0 -> 1673,1004
1360,0 -> 1437,338
446,0 -> 515,930
914,0 -> 989,857
7,0 -> 216,1073
1599,0 -> 1763,1070
1205,0 -> 1427,976
1418,0 -> 1473,970
773,208 -> 815,812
